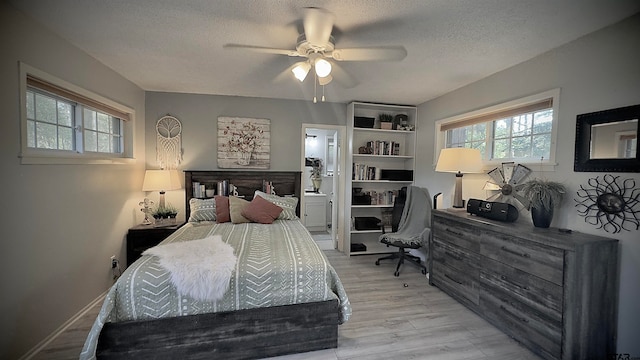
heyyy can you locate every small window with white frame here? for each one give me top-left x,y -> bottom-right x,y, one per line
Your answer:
19,63 -> 134,164
435,89 -> 560,169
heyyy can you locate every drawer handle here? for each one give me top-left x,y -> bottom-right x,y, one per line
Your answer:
444,251 -> 463,261
500,245 -> 530,258
499,305 -> 529,323
444,273 -> 463,285
445,228 -> 464,237
500,275 -> 530,291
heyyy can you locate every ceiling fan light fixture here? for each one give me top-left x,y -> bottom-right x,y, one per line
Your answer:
292,62 -> 311,81
314,58 -> 332,77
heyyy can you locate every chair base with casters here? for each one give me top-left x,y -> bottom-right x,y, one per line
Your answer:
375,240 -> 427,277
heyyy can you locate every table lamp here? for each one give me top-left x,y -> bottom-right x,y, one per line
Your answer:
435,148 -> 483,208
142,169 -> 182,209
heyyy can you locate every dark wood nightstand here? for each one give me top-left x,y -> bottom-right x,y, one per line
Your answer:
126,222 -> 185,266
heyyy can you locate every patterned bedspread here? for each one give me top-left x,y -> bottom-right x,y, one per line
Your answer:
80,220 -> 351,359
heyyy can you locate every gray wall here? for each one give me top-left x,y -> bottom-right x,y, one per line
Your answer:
144,92 -> 347,217
0,3 -> 146,358
3,1 -> 638,357
415,13 -> 640,355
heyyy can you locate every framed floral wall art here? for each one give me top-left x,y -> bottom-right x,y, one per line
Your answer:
218,117 -> 270,169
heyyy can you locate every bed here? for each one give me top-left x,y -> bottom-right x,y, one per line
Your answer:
81,170 -> 351,360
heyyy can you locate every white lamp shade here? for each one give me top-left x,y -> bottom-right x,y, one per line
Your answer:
142,170 -> 182,192
435,148 -> 483,173
314,58 -> 332,78
292,62 -> 311,82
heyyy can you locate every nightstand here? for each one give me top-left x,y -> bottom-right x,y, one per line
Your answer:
126,222 -> 185,266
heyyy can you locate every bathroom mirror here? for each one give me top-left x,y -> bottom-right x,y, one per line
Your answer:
574,104 -> 640,172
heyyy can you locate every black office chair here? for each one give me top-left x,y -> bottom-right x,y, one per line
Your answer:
375,186 -> 431,277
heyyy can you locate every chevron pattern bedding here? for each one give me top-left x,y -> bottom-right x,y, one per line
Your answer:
81,220 -> 351,359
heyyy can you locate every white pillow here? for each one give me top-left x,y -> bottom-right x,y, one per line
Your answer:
253,191 -> 298,220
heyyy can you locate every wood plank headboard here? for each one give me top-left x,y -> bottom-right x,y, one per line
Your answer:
184,170 -> 302,219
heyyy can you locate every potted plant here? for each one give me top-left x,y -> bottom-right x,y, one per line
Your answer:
152,204 -> 179,226
379,113 -> 394,130
520,178 -> 566,228
310,158 -> 323,192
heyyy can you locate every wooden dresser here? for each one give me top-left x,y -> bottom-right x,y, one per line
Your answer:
429,209 -> 619,360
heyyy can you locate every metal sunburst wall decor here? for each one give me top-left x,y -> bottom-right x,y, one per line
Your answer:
575,174 -> 640,233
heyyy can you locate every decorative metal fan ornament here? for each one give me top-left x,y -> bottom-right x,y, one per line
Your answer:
484,162 -> 533,210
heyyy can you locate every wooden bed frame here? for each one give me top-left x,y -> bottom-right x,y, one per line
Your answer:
96,170 -> 339,359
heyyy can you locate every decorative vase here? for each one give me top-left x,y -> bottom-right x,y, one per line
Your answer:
311,177 -> 322,192
531,207 -> 553,228
237,151 -> 252,166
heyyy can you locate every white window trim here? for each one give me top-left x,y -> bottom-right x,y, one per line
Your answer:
434,88 -> 561,172
18,62 -> 137,165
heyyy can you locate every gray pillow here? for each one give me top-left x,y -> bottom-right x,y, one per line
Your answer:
188,198 -> 216,222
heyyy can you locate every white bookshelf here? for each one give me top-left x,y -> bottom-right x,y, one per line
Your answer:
345,102 -> 417,256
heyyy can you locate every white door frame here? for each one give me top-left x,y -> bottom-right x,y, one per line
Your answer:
301,124 -> 347,252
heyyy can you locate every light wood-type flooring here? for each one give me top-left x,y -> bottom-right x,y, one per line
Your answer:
32,250 -> 541,360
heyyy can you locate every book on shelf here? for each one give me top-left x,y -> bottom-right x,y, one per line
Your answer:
361,189 -> 399,205
364,140 -> 401,156
352,163 -> 377,180
192,182 -> 208,198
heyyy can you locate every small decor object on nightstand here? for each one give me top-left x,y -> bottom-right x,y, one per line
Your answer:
152,203 -> 179,227
575,174 -> 640,233
139,198 -> 155,225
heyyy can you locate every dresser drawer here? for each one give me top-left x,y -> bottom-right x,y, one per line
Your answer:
480,257 -> 562,321
480,287 -> 562,360
432,237 -> 481,274
431,262 -> 479,306
432,216 -> 481,252
480,231 -> 564,285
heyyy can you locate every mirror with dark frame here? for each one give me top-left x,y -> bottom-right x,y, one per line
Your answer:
574,104 -> 640,172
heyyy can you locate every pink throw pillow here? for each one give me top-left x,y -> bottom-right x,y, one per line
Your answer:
215,196 -> 230,223
241,195 -> 283,224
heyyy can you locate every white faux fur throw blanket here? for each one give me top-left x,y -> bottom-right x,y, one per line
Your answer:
142,235 -> 237,302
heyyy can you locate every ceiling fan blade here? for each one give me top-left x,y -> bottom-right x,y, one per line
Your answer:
318,74 -> 332,86
329,62 -> 358,88
303,7 -> 334,45
330,46 -> 407,61
223,44 -> 300,57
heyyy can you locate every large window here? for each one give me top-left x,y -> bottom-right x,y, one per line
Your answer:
436,89 -> 559,168
20,63 -> 134,164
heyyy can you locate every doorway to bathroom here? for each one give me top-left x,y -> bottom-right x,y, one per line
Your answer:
301,124 -> 346,252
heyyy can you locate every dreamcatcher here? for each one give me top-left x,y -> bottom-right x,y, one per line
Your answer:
156,115 -> 182,169
483,162 -> 533,211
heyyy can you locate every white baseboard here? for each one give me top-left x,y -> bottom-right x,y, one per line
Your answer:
19,291 -> 108,360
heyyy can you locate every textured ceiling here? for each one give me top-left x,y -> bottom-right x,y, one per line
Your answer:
9,0 -> 640,105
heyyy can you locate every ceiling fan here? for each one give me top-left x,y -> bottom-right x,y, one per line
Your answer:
224,7 -> 407,102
